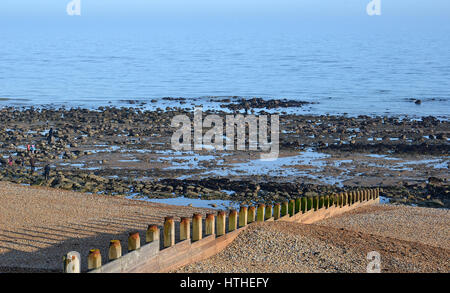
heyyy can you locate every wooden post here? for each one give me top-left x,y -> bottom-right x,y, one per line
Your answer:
180,217 -> 191,241
307,197 -> 313,211
295,198 -> 301,214
288,199 -> 295,216
265,205 -> 273,220
227,210 -> 237,233
146,225 -> 159,243
216,211 -> 227,236
281,201 -> 289,217
63,251 -> 80,273
325,195 -> 330,208
205,213 -> 215,236
88,249 -> 101,270
192,213 -> 202,241
257,204 -> 265,222
108,240 -> 122,261
273,203 -> 281,220
239,206 -> 248,227
248,206 -> 256,223
343,192 -> 348,206
163,217 -> 175,248
301,197 -> 307,213
313,196 -> 319,211
128,231 -> 140,251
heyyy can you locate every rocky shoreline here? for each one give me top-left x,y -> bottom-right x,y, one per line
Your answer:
0,103 -> 448,208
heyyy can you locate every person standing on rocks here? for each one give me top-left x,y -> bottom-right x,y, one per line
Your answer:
29,156 -> 36,173
8,156 -> 14,167
44,164 -> 51,181
47,128 -> 54,145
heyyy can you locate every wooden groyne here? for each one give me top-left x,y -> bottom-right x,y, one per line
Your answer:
63,188 -> 381,273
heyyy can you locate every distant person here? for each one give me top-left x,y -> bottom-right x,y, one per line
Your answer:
47,128 -> 54,145
29,156 -> 36,173
8,156 -> 13,167
27,144 -> 31,153
44,164 -> 51,180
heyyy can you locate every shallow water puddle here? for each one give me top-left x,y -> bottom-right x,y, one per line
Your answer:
379,196 -> 390,204
126,194 -> 239,209
200,148 -> 330,177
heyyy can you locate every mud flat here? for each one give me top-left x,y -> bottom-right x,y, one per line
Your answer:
175,205 -> 450,273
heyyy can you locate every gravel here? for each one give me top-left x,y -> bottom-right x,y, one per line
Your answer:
0,181 -> 212,272
2,182 -> 448,273
175,205 -> 450,273
317,204 -> 450,249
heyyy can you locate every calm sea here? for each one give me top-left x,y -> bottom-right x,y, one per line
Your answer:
1,25 -> 449,118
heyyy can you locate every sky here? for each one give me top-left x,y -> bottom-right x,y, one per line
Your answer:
1,0 -> 449,31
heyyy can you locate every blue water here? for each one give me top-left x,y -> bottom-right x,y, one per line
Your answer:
1,25 -> 449,118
